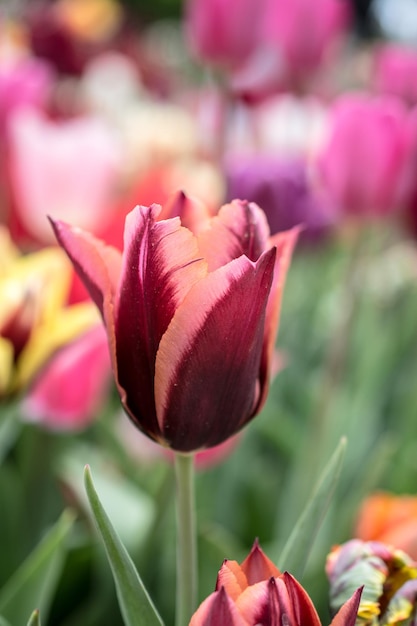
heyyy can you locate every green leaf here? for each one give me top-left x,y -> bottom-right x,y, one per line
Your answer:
0,510 -> 74,625
0,402 -> 22,464
27,609 -> 41,626
0,617 -> 11,626
277,437 -> 347,578
84,466 -> 164,626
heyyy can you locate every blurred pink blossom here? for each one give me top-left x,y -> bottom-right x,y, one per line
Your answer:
185,0 -> 351,97
7,108 -> 123,244
318,94 -> 413,217
373,44 -> 417,106
0,56 -> 53,135
184,0 -> 260,70
260,0 -> 351,84
22,324 -> 111,431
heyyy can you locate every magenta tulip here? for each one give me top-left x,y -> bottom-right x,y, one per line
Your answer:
373,44 -> 417,106
184,0 -> 260,70
318,94 -> 412,216
51,199 -> 297,452
22,324 -> 111,431
261,0 -> 351,78
8,108 -> 122,244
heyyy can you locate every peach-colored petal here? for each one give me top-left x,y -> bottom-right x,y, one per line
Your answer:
216,560 -> 248,601
355,493 -> 417,560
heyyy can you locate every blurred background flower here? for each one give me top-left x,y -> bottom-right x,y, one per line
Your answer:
355,493 -> 417,560
326,540 -> 417,625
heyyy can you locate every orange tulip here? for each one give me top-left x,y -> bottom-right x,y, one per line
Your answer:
355,492 -> 417,560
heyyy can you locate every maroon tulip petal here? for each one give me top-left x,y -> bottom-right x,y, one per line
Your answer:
115,205 -> 207,442
237,577 -> 297,625
283,572 -> 322,626
155,248 -> 276,452
197,200 -> 270,271
49,217 -> 121,320
241,539 -> 281,585
190,588 -> 249,626
330,587 -> 362,626
255,226 -> 300,414
49,217 -> 121,379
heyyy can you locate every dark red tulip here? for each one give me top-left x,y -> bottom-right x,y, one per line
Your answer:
51,198 -> 297,452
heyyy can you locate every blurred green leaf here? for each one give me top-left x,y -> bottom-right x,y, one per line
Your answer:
277,437 -> 347,578
58,443 -> 155,552
0,616 -> 11,626
0,403 -> 22,464
27,609 -> 41,626
0,510 -> 74,625
84,466 -> 164,626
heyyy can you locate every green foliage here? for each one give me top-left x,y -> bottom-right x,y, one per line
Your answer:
277,437 -> 347,577
0,511 -> 74,625
84,467 -> 164,626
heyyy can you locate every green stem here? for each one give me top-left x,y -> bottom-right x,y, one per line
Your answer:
174,452 -> 197,626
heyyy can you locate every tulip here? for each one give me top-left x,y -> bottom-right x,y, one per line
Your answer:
225,154 -> 335,240
7,108 -> 123,245
184,0 -> 351,97
22,322 -> 111,431
232,0 -> 351,97
190,540 -> 362,625
326,539 -> 417,625
0,55 -> 53,137
355,492 -> 417,561
318,94 -> 412,217
51,198 -> 298,452
0,226 -> 103,399
184,0 -> 260,70
259,0 -> 351,85
373,44 -> 417,106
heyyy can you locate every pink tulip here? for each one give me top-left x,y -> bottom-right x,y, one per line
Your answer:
184,0 -> 260,70
51,198 -> 298,452
7,108 -> 123,243
260,0 -> 351,83
185,0 -> 351,96
373,44 -> 417,106
318,94 -> 412,216
22,324 -> 111,431
0,56 -> 53,135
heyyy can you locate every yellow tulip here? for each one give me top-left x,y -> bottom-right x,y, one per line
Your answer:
0,228 -> 100,398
